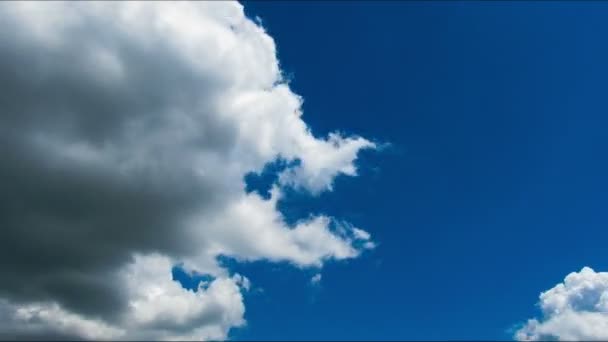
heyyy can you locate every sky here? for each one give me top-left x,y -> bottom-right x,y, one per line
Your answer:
233,1 -> 608,340
2,1 -> 608,341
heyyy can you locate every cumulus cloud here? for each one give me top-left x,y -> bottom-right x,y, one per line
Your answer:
0,1 -> 375,339
516,267 -> 608,341
0,254 -> 248,341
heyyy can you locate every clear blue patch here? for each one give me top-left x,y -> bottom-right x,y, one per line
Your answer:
244,158 -> 301,200
171,264 -> 215,292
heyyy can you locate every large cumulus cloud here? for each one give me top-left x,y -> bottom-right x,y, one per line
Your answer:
0,1 -> 375,340
516,267 -> 608,341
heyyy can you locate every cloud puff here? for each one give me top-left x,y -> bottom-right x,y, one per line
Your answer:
0,1 -> 375,339
516,267 -> 608,341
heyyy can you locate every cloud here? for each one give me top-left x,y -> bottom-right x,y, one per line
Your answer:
516,267 -> 608,341
0,254 -> 247,341
0,1 -> 375,339
310,274 -> 322,285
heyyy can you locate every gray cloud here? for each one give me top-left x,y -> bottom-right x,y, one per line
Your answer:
0,1 -> 375,339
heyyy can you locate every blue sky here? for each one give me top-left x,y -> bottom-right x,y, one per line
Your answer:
227,1 -> 608,340
3,1 -> 608,340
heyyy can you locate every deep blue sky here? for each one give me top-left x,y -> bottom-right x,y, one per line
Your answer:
226,2 -> 608,340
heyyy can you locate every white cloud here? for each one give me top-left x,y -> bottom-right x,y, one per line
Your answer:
0,1 -> 376,340
121,254 -> 248,341
3,300 -> 124,340
516,267 -> 608,341
196,187 -> 372,268
311,274 -> 322,285
0,254 -> 247,341
277,132 -> 375,194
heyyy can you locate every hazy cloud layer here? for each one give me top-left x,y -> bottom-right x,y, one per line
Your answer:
516,267 -> 608,341
0,1 -> 375,339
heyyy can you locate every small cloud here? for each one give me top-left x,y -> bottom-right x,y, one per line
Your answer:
363,241 -> 377,250
310,274 -> 322,285
515,266 -> 608,341
352,227 -> 371,240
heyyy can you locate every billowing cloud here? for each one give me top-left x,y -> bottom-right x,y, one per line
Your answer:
0,1 -> 375,339
516,267 -> 608,341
